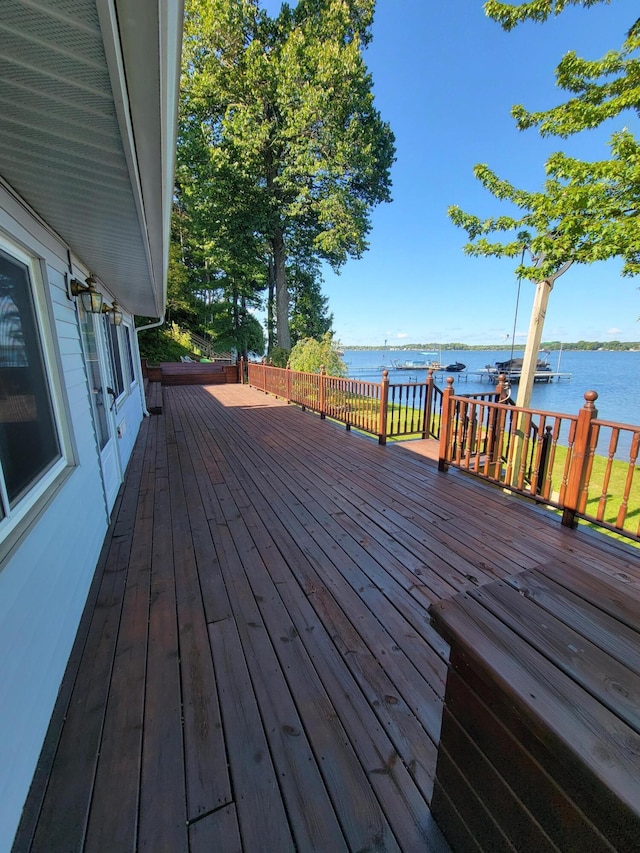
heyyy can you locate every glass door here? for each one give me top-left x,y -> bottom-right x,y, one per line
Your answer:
77,302 -> 121,511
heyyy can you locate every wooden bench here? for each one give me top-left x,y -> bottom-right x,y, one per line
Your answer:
429,560 -> 640,852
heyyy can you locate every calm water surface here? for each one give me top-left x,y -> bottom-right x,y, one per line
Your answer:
343,349 -> 640,427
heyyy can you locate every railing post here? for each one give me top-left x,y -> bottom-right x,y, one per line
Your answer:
238,356 -> 244,384
562,390 -> 598,528
494,373 -> 509,402
438,376 -> 455,471
378,369 -> 389,445
487,374 -> 507,472
261,357 -> 267,392
319,365 -> 326,418
423,369 -> 434,439
286,361 -> 292,403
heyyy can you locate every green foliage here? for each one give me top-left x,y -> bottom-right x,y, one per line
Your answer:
137,324 -> 194,364
289,259 -> 334,345
269,345 -> 290,367
203,299 -> 265,355
289,332 -> 347,375
180,0 -> 395,349
484,1 -> 611,31
449,130 -> 640,279
449,3 -> 640,282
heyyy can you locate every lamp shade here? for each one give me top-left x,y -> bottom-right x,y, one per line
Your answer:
110,301 -> 123,326
103,300 -> 123,325
70,275 -> 103,314
80,285 -> 104,314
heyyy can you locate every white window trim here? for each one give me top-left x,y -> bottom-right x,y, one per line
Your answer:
0,233 -> 71,546
102,315 -> 123,405
122,323 -> 138,390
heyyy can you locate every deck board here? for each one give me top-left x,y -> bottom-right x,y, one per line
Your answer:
16,383 -> 640,853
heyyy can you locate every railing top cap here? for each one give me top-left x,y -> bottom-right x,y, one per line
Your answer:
584,390 -> 598,409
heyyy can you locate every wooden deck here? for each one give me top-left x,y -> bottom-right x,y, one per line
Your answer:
14,384 -> 640,853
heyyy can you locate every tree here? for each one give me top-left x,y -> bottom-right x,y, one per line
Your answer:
288,331 -> 347,376
449,2 -> 639,404
288,255 -> 334,345
181,0 -> 395,351
175,66 -> 270,355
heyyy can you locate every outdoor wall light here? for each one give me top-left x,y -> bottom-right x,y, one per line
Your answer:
103,299 -> 123,326
69,274 -> 104,314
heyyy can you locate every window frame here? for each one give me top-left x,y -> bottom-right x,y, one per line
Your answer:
122,323 -> 137,390
104,320 -> 137,403
105,316 -> 126,401
0,233 -> 70,544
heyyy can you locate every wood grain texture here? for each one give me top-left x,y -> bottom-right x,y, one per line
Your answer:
18,383 -> 640,852
431,562 -> 640,852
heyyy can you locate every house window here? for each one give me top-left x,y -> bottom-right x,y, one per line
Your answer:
106,319 -> 125,397
104,323 -> 136,397
123,325 -> 136,387
0,245 -> 64,523
77,303 -> 110,452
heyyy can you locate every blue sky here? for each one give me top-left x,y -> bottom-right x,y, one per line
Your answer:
261,1 -> 639,346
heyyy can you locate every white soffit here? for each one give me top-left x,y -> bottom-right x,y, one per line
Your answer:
0,0 -> 183,317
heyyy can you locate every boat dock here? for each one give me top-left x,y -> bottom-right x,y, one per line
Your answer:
345,366 -> 572,383
470,369 -> 572,384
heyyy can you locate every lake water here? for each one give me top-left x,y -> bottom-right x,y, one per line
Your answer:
343,349 -> 640,427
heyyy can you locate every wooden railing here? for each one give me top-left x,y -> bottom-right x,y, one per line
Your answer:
246,361 -> 638,541
438,378 -> 640,541
245,361 -> 461,444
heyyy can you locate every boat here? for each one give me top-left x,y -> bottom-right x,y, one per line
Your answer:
391,359 -> 431,370
391,358 -> 446,371
392,350 -> 465,372
485,354 -> 552,383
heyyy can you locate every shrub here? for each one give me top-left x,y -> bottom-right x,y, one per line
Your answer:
288,333 -> 347,376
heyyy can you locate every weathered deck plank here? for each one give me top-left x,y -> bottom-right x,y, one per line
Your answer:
16,383 -> 640,853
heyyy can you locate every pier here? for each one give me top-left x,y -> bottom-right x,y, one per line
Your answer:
344,366 -> 572,383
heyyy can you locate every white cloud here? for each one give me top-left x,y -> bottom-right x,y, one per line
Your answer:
396,332 -> 409,339
607,327 -> 622,335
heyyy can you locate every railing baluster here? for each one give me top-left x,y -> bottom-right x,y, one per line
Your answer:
616,430 -> 639,530
596,428 -> 618,521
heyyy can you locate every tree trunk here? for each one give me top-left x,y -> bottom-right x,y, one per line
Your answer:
272,229 -> 290,351
515,278 -> 553,408
510,261 -> 571,488
231,284 -> 240,333
267,254 -> 275,354
515,260 -> 572,408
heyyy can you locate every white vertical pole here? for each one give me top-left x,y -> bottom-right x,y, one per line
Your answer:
515,278 -> 553,408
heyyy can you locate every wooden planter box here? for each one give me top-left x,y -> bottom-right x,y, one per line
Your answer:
429,564 -> 640,852
159,362 -> 239,386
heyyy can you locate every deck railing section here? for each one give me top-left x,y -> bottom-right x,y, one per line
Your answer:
579,416 -> 640,537
247,362 -> 457,444
247,361 -> 385,438
439,379 -> 639,540
247,361 -> 638,540
387,380 -> 428,438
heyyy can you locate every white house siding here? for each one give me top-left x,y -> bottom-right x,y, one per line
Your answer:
0,187 -> 145,850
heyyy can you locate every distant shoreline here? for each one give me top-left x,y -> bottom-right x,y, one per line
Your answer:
344,342 -> 639,352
